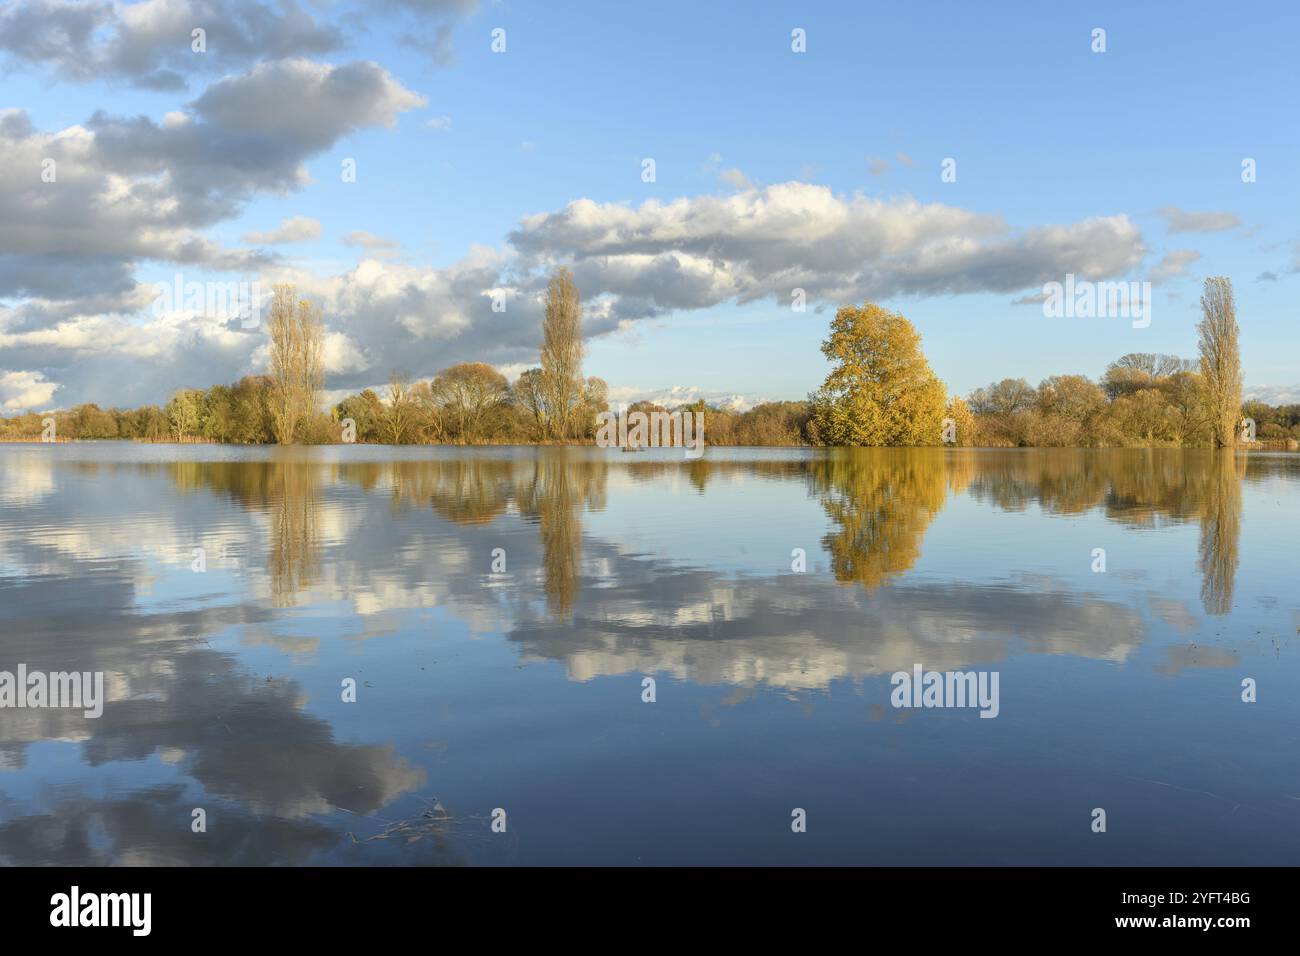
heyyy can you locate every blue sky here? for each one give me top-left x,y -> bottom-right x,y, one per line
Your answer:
2,0 -> 1297,412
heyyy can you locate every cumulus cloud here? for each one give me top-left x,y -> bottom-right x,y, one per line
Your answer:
0,369 -> 58,410
0,304 -> 265,409
510,182 -> 1147,306
0,59 -> 422,304
3,176 -> 1153,407
0,0 -> 343,89
1157,206 -> 1241,234
241,182 -> 1144,397
243,215 -> 322,245
188,57 -> 425,147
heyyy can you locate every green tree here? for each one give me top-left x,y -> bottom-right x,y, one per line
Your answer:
166,389 -> 202,441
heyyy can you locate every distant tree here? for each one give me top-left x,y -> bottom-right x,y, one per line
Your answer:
335,389 -> 383,443
1161,370 -> 1211,445
575,376 -> 609,439
1101,365 -> 1155,400
969,378 -> 1036,416
166,389 -> 202,441
943,395 -> 977,446
232,375 -> 275,443
540,268 -> 585,439
430,362 -> 509,443
68,403 -> 119,439
734,400 -> 811,446
1036,375 -> 1106,423
382,373 -> 415,444
1197,277 -> 1242,448
200,384 -> 238,443
1109,352 -> 1195,378
810,303 -> 947,446
514,367 -> 548,437
267,284 -> 324,444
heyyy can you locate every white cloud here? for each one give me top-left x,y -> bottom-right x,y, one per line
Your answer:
3,178 -> 1154,406
1245,384 -> 1300,405
0,369 -> 58,410
607,385 -> 755,412
510,182 -> 1147,306
0,59 -> 424,306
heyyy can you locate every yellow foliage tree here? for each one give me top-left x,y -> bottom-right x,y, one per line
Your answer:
811,303 -> 947,446
943,395 -> 976,446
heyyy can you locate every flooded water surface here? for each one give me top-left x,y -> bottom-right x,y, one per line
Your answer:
1,444 -> 1298,865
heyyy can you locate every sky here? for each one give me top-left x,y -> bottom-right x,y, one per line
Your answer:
1,0 -> 1297,413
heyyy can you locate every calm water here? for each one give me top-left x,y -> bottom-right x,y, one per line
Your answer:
1,444 -> 1298,866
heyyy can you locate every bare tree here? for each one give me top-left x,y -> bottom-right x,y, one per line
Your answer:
968,378 -> 1035,416
540,268 -> 584,439
514,367 -> 548,438
383,372 -> 414,444
268,284 -> 324,444
429,362 -> 509,442
1109,352 -> 1195,378
1197,277 -> 1242,448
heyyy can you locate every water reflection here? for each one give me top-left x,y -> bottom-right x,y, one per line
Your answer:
1198,452 -> 1244,615
89,447 -> 1256,679
0,445 -> 1293,865
811,449 -> 951,590
43,448 -> 1258,662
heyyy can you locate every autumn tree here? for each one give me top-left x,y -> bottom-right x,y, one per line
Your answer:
1036,375 -> 1106,424
1197,276 -> 1242,448
267,284 -> 325,444
943,395 -> 976,446
430,362 -> 509,443
540,268 -> 585,439
514,367 -> 548,437
969,378 -> 1036,416
335,389 -> 384,443
382,372 -> 415,444
575,376 -> 609,440
810,303 -> 947,446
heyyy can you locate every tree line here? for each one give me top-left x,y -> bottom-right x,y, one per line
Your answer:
3,273 -> 1294,448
